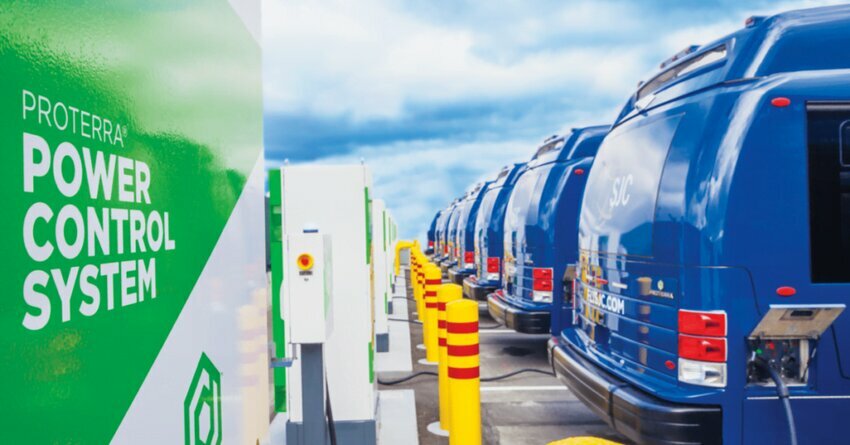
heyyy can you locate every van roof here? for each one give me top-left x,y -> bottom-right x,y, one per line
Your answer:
617,4 -> 850,124
527,125 -> 610,168
489,162 -> 526,189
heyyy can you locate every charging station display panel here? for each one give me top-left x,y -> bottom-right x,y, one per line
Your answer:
0,2 -> 268,444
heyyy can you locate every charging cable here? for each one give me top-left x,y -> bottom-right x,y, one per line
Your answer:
750,357 -> 797,445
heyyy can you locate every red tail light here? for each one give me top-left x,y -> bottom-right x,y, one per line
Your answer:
678,310 -> 727,337
532,268 -> 553,279
443,245 -> 448,254
464,251 -> 475,264
428,241 -> 434,248
534,278 -> 553,291
486,257 -> 500,273
532,268 -> 553,291
679,335 -> 727,363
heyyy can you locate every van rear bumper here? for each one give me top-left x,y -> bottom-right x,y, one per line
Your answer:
439,261 -> 453,277
462,277 -> 496,301
487,292 -> 550,334
447,267 -> 472,285
548,338 -> 722,445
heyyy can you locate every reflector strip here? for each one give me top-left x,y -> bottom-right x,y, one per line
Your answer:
447,344 -> 479,356
447,321 -> 478,333
448,367 -> 480,379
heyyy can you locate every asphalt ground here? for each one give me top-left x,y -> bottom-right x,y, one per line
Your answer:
378,278 -> 629,445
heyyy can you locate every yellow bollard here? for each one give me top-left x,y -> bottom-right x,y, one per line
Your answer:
438,284 -> 463,431
412,253 -> 424,322
416,253 -> 426,322
446,299 -> 481,445
394,240 -> 415,276
424,264 -> 442,363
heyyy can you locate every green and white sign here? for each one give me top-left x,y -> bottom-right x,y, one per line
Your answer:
0,1 -> 268,443
185,353 -> 223,445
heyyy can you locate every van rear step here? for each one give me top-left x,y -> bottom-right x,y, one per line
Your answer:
549,339 -> 722,445
462,276 -> 496,301
447,267 -> 471,285
488,291 -> 550,334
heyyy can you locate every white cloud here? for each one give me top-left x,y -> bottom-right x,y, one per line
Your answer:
271,138 -> 540,240
262,0 -> 847,239
262,0 -> 649,120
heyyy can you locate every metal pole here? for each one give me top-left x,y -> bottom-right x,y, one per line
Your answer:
300,344 -> 328,445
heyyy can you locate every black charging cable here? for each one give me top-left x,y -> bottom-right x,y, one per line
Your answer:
378,367 -> 553,386
750,358 -> 797,445
387,317 -> 502,329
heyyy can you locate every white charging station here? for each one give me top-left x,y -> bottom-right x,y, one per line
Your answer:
283,232 -> 334,346
283,231 -> 334,445
279,164 -> 378,444
372,199 -> 390,352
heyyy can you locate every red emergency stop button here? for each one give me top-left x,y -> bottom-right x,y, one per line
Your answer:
297,253 -> 314,271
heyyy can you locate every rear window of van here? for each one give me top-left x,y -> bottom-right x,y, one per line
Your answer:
579,113 -> 683,256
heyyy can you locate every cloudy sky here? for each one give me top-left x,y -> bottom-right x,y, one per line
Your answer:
262,0 -> 841,241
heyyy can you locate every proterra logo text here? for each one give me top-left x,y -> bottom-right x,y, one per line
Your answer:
184,353 -> 222,445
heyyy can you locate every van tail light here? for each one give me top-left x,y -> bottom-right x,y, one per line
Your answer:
677,309 -> 727,387
533,278 -> 553,291
428,241 -> 434,248
679,310 -> 727,337
464,251 -> 475,267
533,268 -> 553,279
532,267 -> 553,302
678,335 -> 727,362
678,358 -> 727,387
486,257 -> 500,273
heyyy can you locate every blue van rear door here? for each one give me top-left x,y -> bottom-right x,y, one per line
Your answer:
579,113 -> 683,257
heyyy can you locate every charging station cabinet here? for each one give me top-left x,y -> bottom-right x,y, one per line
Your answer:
282,232 -> 334,445
279,164 -> 378,444
372,199 -> 390,352
283,233 -> 333,346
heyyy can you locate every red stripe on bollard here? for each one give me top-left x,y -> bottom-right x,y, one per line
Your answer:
447,321 -> 478,333
447,344 -> 479,356
448,366 -> 480,379
437,302 -> 446,310
439,338 -> 447,347
425,291 -> 437,297
426,279 -> 442,285
426,302 -> 438,308
438,320 -> 446,328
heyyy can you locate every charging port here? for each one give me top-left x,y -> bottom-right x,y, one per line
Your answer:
747,339 -> 808,385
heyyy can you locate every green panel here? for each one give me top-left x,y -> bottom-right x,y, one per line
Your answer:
268,169 -> 286,412
0,1 -> 262,442
368,341 -> 375,383
364,187 -> 372,264
382,209 -> 387,251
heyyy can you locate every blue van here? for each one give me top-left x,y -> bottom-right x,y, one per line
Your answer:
448,182 -> 492,285
550,6 -> 850,445
434,200 -> 458,266
488,126 -> 608,334
440,199 -> 464,275
426,209 -> 441,256
463,163 -> 527,300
